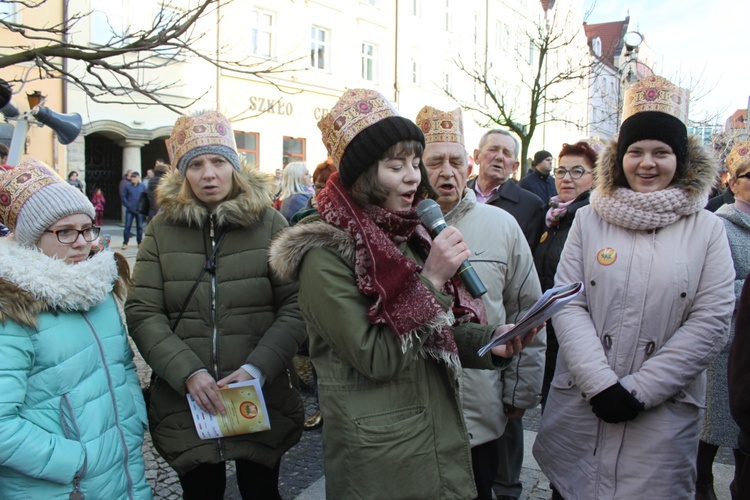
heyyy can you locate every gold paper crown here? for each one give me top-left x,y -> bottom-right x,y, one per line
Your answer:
166,111 -> 237,167
622,75 -> 689,124
317,89 -> 399,166
416,106 -> 464,145
726,140 -> 750,175
0,158 -> 61,230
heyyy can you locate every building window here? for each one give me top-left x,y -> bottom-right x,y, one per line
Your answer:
153,5 -> 185,59
473,81 -> 484,103
495,22 -> 510,52
472,12 -> 479,45
251,8 -> 274,58
444,0 -> 452,32
90,0 -> 124,46
528,37 -> 535,65
410,56 -> 420,84
443,72 -> 452,93
283,136 -> 306,166
235,131 -> 259,169
0,1 -> 19,22
361,43 -> 377,82
411,0 -> 420,16
311,26 -> 329,70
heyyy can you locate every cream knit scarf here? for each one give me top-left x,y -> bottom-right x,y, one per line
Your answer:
589,186 -> 705,231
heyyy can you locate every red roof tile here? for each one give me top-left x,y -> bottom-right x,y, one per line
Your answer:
583,17 -> 630,69
727,109 -> 748,129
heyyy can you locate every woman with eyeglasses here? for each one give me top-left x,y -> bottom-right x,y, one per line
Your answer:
696,140 -> 750,499
532,140 -> 599,408
0,158 -> 152,499
533,76 -> 734,499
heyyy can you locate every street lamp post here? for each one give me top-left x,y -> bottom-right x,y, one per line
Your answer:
617,31 -> 647,125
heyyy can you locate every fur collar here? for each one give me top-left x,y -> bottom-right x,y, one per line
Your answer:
269,219 -> 355,282
156,165 -> 276,229
595,134 -> 718,198
0,236 -> 122,328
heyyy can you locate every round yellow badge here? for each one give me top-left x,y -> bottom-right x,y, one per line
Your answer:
597,247 -> 617,266
539,231 -> 548,244
239,401 -> 259,419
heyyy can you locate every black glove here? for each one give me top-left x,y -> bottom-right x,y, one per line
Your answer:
589,382 -> 645,424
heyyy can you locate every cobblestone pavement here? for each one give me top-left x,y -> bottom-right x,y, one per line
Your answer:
112,223 -> 734,499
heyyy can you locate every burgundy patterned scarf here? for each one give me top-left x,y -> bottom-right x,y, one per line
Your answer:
317,172 -> 487,371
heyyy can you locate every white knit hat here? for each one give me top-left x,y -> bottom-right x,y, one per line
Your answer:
0,158 -> 95,246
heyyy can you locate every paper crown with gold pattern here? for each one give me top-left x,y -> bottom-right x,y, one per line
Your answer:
618,75 -> 690,167
0,158 -> 94,246
726,140 -> 750,175
416,106 -> 464,145
318,89 -> 424,187
166,110 -> 240,175
622,75 -> 689,124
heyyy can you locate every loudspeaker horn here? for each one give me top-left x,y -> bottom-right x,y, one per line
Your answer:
0,80 -> 18,118
33,106 -> 82,145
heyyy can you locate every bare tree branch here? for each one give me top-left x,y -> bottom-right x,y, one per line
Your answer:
447,4 -> 592,172
0,0 -> 302,114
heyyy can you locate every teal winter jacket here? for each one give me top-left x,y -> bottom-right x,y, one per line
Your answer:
0,237 -> 151,499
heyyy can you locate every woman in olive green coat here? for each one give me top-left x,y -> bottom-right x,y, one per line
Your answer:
126,111 -> 305,500
270,89 -> 538,499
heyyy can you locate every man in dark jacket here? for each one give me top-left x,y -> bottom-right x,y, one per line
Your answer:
146,162 -> 169,221
519,150 -> 556,203
121,171 -> 146,249
468,129 -> 545,252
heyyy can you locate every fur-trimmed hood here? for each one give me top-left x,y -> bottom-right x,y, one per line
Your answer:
595,134 -> 718,198
0,236 -> 129,328
156,165 -> 277,229
270,219 -> 355,282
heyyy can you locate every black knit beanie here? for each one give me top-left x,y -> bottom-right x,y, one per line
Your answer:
617,111 -> 688,168
532,150 -> 552,167
339,116 -> 425,187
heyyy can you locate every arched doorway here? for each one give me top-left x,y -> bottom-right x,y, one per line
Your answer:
140,138 -> 169,175
85,133 -> 122,221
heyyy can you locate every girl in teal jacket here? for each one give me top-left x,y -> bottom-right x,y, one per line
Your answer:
0,158 -> 151,499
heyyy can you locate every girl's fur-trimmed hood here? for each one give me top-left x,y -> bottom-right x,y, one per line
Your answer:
156,165 -> 277,229
595,134 -> 718,198
270,219 -> 355,283
0,236 -> 129,328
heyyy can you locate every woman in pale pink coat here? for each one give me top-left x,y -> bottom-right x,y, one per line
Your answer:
533,76 -> 735,499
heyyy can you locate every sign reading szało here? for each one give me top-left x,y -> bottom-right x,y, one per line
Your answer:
248,96 -> 293,116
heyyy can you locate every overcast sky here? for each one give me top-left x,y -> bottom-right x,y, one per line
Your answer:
583,0 -> 749,123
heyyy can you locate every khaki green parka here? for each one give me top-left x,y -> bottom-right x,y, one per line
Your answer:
125,167 -> 305,475
270,219 -> 509,499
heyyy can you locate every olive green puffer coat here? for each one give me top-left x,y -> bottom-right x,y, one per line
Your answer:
125,167 -> 305,475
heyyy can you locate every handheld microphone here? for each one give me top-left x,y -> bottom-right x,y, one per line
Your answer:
417,199 -> 487,298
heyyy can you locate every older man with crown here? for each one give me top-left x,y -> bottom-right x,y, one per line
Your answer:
418,105 -> 546,500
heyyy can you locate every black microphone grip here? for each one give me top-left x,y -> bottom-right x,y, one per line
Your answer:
417,199 -> 487,298
456,260 -> 487,298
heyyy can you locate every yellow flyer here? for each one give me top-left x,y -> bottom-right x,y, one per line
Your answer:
187,379 -> 271,440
